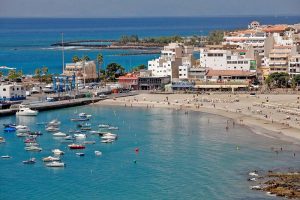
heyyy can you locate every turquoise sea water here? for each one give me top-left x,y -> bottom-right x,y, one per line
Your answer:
1,16 -> 300,74
0,105 -> 299,199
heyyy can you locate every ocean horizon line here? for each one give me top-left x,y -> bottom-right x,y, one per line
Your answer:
1,15 -> 300,20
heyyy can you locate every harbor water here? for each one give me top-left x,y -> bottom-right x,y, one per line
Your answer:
0,105 -> 299,199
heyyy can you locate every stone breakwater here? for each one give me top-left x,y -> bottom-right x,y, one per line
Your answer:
249,171 -> 300,199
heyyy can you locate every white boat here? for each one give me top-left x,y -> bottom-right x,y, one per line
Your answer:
94,151 -> 102,156
48,119 -> 61,127
74,134 -> 86,139
46,161 -> 65,167
42,84 -> 54,93
46,127 -> 59,132
42,156 -> 61,162
108,126 -> 119,130
1,155 -> 11,159
25,142 -> 39,147
16,133 -> 29,137
16,125 -> 28,129
16,128 -> 30,133
25,146 -> 42,151
101,133 -> 117,140
52,149 -> 64,155
99,124 -> 110,128
101,139 -> 114,143
76,152 -> 85,156
53,132 -> 67,137
31,86 -> 40,93
78,113 -> 92,118
16,105 -> 38,116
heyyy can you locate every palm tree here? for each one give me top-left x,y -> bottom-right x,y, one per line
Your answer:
41,66 -> 48,75
72,55 -> 80,63
97,53 -> 103,81
81,55 -> 90,61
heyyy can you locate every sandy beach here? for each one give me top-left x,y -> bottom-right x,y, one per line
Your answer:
95,93 -> 300,145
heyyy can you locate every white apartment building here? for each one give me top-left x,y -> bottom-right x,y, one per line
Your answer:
199,49 -> 253,71
148,43 -> 194,80
0,83 -> 26,101
223,32 -> 266,53
288,55 -> 300,76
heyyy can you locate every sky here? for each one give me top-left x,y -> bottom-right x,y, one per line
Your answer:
0,0 -> 300,18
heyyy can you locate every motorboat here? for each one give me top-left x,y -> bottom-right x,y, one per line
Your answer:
94,151 -> 102,156
16,132 -> 29,137
16,127 -> 30,133
24,138 -> 36,143
1,155 -> 11,159
46,127 -> 59,132
4,127 -> 16,132
68,144 -> 85,149
42,156 -> 61,162
31,86 -> 40,94
16,105 -> 38,116
77,123 -> 91,128
23,158 -> 36,164
28,131 -> 42,136
64,135 -> 75,140
53,132 -> 67,137
76,152 -> 85,156
74,134 -> 86,139
84,141 -> 96,144
25,146 -> 42,152
71,117 -> 89,121
46,161 -> 65,167
16,125 -> 27,129
78,113 -> 92,118
101,139 -> 114,143
47,119 -> 61,127
42,84 -> 54,93
52,149 -> 64,155
0,137 -> 5,143
101,133 -> 117,140
3,123 -> 17,128
81,127 -> 92,131
99,124 -> 110,128
108,126 -> 119,130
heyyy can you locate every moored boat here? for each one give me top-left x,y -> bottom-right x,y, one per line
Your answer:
23,158 -> 36,164
4,127 -> 16,132
99,124 -> 110,128
16,105 -> 38,116
42,156 -> 61,162
68,144 -> 85,149
76,152 -> 85,156
1,155 -> 11,159
0,137 -> 5,143
74,133 -> 86,139
53,132 -> 67,137
52,149 -> 64,155
46,161 -> 65,167
25,146 -> 42,152
94,151 -> 102,156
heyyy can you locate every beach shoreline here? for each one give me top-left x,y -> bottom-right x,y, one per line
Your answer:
93,93 -> 300,145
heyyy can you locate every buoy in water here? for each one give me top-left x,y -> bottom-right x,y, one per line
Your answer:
135,148 -> 139,153
236,146 -> 240,150
133,160 -> 137,164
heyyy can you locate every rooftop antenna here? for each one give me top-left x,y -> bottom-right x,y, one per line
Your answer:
62,32 -> 65,73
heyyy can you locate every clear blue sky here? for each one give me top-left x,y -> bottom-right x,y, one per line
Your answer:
0,0 -> 299,18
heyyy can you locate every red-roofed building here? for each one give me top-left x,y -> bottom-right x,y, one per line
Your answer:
117,73 -> 138,90
205,69 -> 256,82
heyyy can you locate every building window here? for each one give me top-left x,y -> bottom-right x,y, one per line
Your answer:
17,88 -> 19,90
3,88 -> 6,91
244,61 -> 248,64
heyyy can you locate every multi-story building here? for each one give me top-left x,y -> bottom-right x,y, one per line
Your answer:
199,48 -> 254,71
0,83 -> 26,101
148,43 -> 194,80
63,61 -> 97,83
288,55 -> 300,76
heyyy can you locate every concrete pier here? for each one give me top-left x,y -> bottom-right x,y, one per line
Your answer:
0,92 -> 138,117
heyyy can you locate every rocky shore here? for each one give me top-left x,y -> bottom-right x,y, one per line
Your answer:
249,171 -> 300,199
